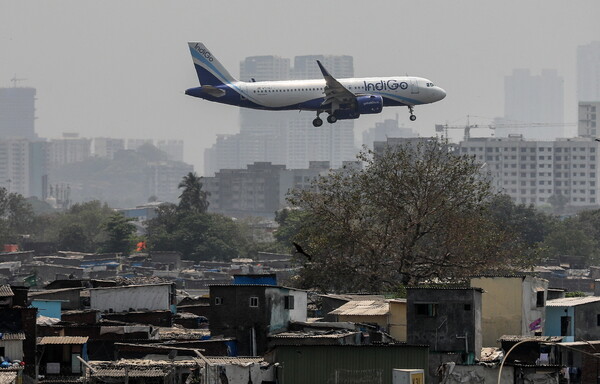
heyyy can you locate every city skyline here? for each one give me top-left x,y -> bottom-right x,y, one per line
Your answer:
1,0 -> 599,173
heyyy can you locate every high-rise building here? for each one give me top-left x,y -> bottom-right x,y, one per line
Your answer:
0,86 -> 37,140
577,41 -> 600,102
499,69 -> 564,140
240,56 -> 290,82
145,161 -> 194,203
0,139 -> 30,196
93,137 -> 125,160
126,138 -> 153,151
157,140 -> 184,162
578,101 -> 600,138
362,117 -> 418,150
459,136 -> 600,208
48,133 -> 91,169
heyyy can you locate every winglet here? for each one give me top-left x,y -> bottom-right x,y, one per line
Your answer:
316,60 -> 332,78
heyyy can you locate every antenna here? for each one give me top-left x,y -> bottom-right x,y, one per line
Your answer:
10,74 -> 27,88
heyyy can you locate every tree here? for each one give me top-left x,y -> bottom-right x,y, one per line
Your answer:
178,172 -> 209,213
0,187 -> 35,245
100,212 -> 137,255
145,204 -> 251,261
288,139 -> 522,292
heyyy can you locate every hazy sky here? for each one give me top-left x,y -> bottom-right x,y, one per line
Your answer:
2,1 -> 599,173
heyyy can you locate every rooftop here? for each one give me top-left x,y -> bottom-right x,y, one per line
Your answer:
329,300 -> 389,316
38,336 -> 89,345
546,296 -> 600,307
0,285 -> 14,297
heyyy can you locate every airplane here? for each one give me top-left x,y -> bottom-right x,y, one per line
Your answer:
185,42 -> 446,127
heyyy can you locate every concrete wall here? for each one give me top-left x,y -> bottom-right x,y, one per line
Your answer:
575,301 -> 600,341
521,276 -> 548,335
0,339 -> 23,361
441,364 -> 514,383
89,284 -> 172,313
389,300 -> 407,341
288,289 -> 308,323
471,277 -> 525,347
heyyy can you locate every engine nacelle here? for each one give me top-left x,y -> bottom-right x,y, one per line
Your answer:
356,94 -> 383,114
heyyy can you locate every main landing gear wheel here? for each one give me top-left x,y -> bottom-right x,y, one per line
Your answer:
327,115 -> 338,124
313,117 -> 323,127
408,105 -> 416,121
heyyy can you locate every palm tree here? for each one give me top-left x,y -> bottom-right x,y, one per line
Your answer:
178,172 -> 209,213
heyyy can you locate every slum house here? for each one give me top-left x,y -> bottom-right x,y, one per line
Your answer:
150,251 -> 182,271
319,294 -> 385,321
328,299 -> 390,332
37,336 -> 89,382
545,296 -> 600,342
497,335 -> 564,383
470,275 -> 548,347
555,339 -> 600,383
267,344 -> 428,384
209,284 -> 307,356
29,287 -> 85,311
89,283 -> 177,313
0,296 -> 37,378
406,287 -> 483,383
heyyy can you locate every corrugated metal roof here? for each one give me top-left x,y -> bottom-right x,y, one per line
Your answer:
93,368 -> 169,378
270,331 -> 360,339
0,332 -> 25,341
329,300 -> 389,316
0,285 -> 14,297
204,356 -> 265,365
0,371 -> 17,384
546,296 -> 600,307
38,336 -> 89,345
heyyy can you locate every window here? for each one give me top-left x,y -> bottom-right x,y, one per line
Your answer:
284,295 -> 295,310
536,291 -> 545,307
415,303 -> 437,316
249,297 -> 259,307
215,297 -> 223,305
464,304 -> 472,311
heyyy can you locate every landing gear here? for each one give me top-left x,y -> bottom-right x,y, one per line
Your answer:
313,117 -> 323,127
327,114 -> 338,124
409,106 -> 416,121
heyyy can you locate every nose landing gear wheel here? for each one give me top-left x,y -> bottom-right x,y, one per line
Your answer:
313,117 -> 323,127
327,115 -> 338,124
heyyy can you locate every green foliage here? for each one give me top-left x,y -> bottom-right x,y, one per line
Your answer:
100,212 -> 137,255
39,201 -> 115,252
178,172 -> 210,214
0,187 -> 35,244
287,139 -> 523,293
145,202 -> 251,261
565,291 -> 586,298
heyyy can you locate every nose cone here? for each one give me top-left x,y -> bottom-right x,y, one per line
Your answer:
436,87 -> 446,101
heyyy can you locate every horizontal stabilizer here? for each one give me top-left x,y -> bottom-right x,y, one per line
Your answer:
201,85 -> 226,97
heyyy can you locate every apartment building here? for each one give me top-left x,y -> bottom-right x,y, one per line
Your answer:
460,136 -> 600,207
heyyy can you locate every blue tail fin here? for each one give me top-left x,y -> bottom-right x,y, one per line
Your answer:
188,42 -> 237,86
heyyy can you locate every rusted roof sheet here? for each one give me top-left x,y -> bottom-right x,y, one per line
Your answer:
0,371 -> 17,384
546,296 -> 600,307
0,332 -> 25,341
498,335 -> 563,343
38,336 -> 89,345
0,286 -> 14,297
329,300 -> 389,316
92,368 -> 169,378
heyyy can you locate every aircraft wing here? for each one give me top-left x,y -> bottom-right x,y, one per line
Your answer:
317,60 -> 356,107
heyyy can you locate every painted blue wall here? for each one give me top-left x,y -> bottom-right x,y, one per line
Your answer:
31,300 -> 62,320
545,306 -> 574,342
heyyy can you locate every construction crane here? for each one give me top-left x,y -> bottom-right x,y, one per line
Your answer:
9,75 -> 27,88
435,116 -> 493,141
436,115 -> 577,141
